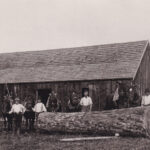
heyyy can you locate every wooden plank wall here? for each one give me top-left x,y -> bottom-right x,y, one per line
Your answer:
134,45 -> 150,96
0,79 -> 131,112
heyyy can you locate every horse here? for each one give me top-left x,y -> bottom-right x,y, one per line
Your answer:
46,92 -> 60,112
1,96 -> 13,131
24,98 -> 35,131
127,85 -> 141,107
104,90 -> 128,110
66,92 -> 81,112
105,83 -> 141,110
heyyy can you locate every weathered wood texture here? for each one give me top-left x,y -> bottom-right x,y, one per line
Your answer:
134,45 -> 150,95
38,106 -> 150,137
0,41 -> 147,84
0,41 -> 149,113
0,79 -> 131,111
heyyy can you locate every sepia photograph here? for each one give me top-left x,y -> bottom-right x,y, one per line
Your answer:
0,0 -> 150,150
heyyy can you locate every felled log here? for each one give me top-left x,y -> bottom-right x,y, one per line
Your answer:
38,106 -> 150,137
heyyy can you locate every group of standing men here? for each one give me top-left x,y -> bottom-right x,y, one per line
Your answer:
46,90 -> 93,113
3,86 -> 150,136
7,97 -> 46,135
2,89 -> 93,135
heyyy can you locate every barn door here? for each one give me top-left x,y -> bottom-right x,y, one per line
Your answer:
37,89 -> 51,105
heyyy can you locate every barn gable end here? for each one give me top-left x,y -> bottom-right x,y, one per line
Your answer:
134,42 -> 150,95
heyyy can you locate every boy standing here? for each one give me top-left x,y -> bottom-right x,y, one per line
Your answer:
80,90 -> 93,112
141,88 -> 150,106
9,97 -> 26,135
33,99 -> 47,124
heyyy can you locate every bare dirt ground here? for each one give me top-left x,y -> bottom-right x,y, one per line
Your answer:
0,121 -> 150,150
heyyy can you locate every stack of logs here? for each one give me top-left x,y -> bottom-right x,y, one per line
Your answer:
38,106 -> 150,137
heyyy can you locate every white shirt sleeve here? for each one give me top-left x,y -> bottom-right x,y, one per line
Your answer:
80,98 -> 83,106
9,105 -> 14,113
21,105 -> 26,113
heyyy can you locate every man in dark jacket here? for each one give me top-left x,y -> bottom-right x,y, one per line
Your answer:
46,91 -> 59,112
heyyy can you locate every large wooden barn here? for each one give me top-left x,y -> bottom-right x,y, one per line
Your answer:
0,40 -> 149,111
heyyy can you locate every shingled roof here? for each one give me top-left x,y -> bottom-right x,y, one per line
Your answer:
0,40 -> 148,83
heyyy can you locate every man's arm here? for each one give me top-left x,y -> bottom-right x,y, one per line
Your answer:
46,97 -> 50,108
141,96 -> 145,106
80,98 -> 83,106
21,105 -> 26,113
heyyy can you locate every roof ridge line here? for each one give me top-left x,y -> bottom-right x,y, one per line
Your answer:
0,40 -> 148,55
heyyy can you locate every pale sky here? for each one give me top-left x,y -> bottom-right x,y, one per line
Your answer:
0,0 -> 150,53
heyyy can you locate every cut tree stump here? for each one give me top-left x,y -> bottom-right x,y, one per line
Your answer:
38,106 -> 150,137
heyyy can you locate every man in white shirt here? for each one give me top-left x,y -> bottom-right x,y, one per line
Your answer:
34,99 -> 47,113
10,102 -> 26,114
9,98 -> 26,135
33,99 -> 47,124
80,90 -> 93,112
141,88 -> 150,106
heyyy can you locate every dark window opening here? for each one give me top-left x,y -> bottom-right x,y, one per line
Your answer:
82,88 -> 89,97
38,89 -> 51,105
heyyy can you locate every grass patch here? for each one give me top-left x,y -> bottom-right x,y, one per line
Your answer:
0,120 -> 150,150
0,131 -> 150,150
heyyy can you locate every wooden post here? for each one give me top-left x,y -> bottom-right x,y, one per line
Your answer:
36,90 -> 38,103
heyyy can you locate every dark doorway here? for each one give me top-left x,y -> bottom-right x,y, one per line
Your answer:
82,88 -> 89,97
38,89 -> 51,105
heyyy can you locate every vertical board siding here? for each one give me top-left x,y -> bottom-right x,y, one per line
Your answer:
134,45 -> 150,95
0,79 -> 132,112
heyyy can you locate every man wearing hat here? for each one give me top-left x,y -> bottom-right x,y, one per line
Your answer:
9,97 -> 26,135
141,88 -> 150,106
